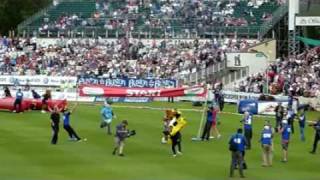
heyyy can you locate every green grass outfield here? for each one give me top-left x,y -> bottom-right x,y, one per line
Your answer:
0,102 -> 319,180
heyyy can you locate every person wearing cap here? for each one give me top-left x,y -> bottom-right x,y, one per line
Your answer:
241,111 -> 253,150
100,101 -> 115,135
112,120 -> 129,156
260,123 -> 273,167
309,119 -> 320,154
279,119 -> 291,162
274,102 -> 284,132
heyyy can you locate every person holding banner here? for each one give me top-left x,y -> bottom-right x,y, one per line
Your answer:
4,86 -> 11,97
62,104 -> 85,142
42,90 -> 52,113
100,102 -> 115,135
201,105 -> 214,141
13,89 -> 23,113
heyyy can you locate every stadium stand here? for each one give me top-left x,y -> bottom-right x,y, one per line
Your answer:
18,0 -> 286,38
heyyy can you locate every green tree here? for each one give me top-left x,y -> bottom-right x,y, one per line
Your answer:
0,0 -> 50,35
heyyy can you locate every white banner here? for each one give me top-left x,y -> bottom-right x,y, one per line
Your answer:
223,91 -> 289,103
0,90 -> 94,102
257,101 -> 298,115
296,16 -> 320,26
0,75 -> 77,87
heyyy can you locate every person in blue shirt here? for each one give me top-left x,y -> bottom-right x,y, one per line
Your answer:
241,111 -> 253,150
13,89 -> 23,113
201,105 -> 213,141
279,119 -> 291,162
298,109 -> 306,141
62,104 -> 85,142
286,107 -> 295,134
229,128 -> 246,178
112,120 -> 130,156
260,123 -> 273,167
100,102 -> 115,135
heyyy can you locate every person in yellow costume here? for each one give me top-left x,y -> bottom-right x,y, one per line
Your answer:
168,111 -> 187,157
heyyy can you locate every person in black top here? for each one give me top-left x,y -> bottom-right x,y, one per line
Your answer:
31,90 -> 41,99
4,86 -> 11,97
49,106 -> 61,145
310,119 -> 320,154
274,102 -> 284,132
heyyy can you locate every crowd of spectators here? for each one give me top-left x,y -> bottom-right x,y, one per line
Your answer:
39,0 -> 285,34
0,36 -> 256,79
234,47 -> 320,97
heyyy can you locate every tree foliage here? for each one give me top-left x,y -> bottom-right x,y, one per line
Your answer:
0,0 -> 50,35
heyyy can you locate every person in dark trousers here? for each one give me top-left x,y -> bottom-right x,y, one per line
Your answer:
113,120 -> 130,156
274,102 -> 284,132
201,106 -> 213,141
310,119 -> 320,154
49,106 -> 61,145
218,92 -> 225,111
169,112 -> 184,157
298,109 -> 306,141
241,111 -> 253,150
279,119 -> 291,162
229,128 -> 246,178
62,104 -> 85,142
13,89 -> 23,113
286,107 -> 295,134
4,86 -> 11,97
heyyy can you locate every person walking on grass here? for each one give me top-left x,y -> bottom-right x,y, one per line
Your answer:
49,106 -> 61,145
210,106 -> 221,139
241,111 -> 253,150
310,119 -> 320,154
229,128 -> 246,178
100,102 -> 115,135
279,119 -> 291,162
113,120 -> 129,156
299,109 -> 306,142
260,123 -> 273,167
